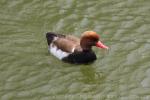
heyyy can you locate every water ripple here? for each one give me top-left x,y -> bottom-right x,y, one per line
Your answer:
0,0 -> 150,99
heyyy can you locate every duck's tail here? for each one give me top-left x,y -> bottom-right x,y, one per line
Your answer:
46,32 -> 66,45
46,32 -> 57,45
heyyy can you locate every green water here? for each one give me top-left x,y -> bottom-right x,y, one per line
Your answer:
0,0 -> 150,100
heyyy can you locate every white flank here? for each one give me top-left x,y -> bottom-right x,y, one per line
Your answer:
49,43 -> 70,60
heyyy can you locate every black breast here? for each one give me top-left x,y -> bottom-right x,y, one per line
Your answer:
62,51 -> 97,64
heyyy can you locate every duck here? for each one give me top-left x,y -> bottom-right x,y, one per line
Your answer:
46,31 -> 109,64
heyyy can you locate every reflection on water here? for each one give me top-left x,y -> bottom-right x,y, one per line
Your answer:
0,0 -> 150,99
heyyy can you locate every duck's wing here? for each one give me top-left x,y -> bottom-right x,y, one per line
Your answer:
53,38 -> 77,53
55,35 -> 81,53
66,35 -> 80,44
46,32 -> 80,53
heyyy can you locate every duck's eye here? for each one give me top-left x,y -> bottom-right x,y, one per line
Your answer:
93,38 -> 99,42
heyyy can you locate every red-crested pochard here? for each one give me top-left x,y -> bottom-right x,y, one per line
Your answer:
46,31 -> 109,64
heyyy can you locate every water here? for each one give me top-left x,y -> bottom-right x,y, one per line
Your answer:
0,0 -> 150,100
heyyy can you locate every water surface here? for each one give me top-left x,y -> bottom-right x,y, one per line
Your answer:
0,0 -> 150,100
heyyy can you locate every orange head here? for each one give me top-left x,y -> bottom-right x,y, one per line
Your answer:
80,31 -> 109,50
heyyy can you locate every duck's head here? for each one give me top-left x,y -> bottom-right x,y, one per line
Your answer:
80,31 -> 109,50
